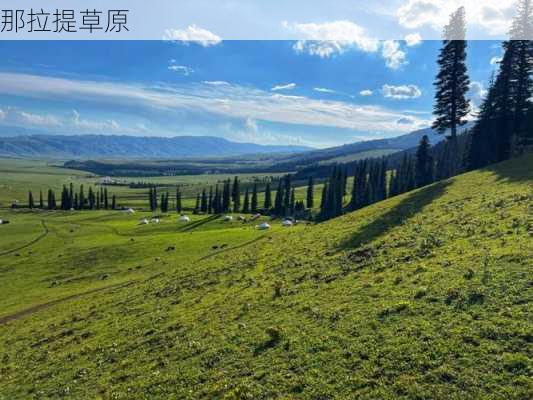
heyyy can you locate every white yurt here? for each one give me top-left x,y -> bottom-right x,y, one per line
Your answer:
256,222 -> 271,230
125,208 -> 135,214
178,215 -> 190,222
151,218 -> 160,224
139,218 -> 149,225
0,219 -> 3,225
238,215 -> 246,221
282,219 -> 294,227
223,215 -> 233,222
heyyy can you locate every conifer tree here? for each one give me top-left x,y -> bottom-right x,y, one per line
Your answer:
176,187 -> 182,213
415,135 -> 434,188
283,175 -> 292,216
306,177 -> 314,209
111,194 -> 116,210
251,184 -> 258,213
264,182 -> 272,211
79,185 -> 85,209
289,188 -> 296,215
200,189 -> 208,213
242,189 -> 250,213
213,185 -> 220,214
104,188 -> 109,209
88,187 -> 95,210
28,191 -> 34,209
274,179 -> 283,215
39,190 -> 44,209
232,176 -> 240,212
208,187 -> 213,214
195,193 -> 200,213
432,6 -> 470,140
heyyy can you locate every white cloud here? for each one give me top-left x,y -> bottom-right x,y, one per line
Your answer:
271,83 -> 296,92
359,89 -> 373,96
284,20 -> 379,58
468,81 -> 488,108
18,111 -> 61,127
0,108 -> 6,120
202,80 -> 230,86
382,40 -> 407,69
285,20 -> 409,69
313,87 -> 336,94
397,0 -> 517,37
405,33 -> 422,46
0,73 -> 432,135
168,65 -> 194,76
382,84 -> 422,99
163,25 -> 222,47
490,56 -> 502,65
244,117 -> 258,133
72,110 -> 123,132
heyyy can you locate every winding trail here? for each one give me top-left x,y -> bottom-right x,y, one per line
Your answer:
0,272 -> 165,326
0,220 -> 49,257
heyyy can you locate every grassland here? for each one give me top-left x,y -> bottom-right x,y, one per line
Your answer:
0,154 -> 531,399
0,158 -> 320,211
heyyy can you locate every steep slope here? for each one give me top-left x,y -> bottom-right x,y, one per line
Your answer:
0,134 -> 311,159
0,154 -> 531,399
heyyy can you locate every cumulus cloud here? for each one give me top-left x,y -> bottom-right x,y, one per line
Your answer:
271,83 -> 296,92
72,110 -> 124,132
359,90 -> 373,96
397,0 -> 518,37
168,65 -> 194,76
382,40 -> 407,69
405,33 -> 422,46
382,84 -> 422,99
468,81 -> 488,108
0,73 -> 432,136
18,111 -> 61,127
163,25 -> 222,47
313,87 -> 336,94
285,20 -> 409,69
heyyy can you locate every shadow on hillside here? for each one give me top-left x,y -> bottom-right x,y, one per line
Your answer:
485,153 -> 533,183
339,180 -> 451,250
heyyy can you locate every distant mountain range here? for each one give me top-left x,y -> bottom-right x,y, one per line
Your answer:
0,134 -> 311,158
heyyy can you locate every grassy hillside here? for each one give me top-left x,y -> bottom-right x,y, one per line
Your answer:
0,154 -> 531,399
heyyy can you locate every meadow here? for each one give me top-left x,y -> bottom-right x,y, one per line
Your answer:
0,154 -> 531,398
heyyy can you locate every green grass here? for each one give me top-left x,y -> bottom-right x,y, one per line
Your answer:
0,154 -> 531,399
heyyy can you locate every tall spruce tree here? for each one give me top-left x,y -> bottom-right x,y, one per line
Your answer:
208,187 -> 213,214
251,184 -> 258,213
200,189 -> 208,213
274,179 -> 283,215
306,177 -> 314,209
232,176 -> 240,212
264,182 -> 272,211
432,6 -> 470,140
111,194 -> 116,210
28,191 -> 34,209
242,189 -> 250,213
39,191 -> 44,208
415,135 -> 434,188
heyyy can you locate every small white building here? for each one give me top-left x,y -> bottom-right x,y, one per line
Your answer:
151,218 -> 160,224
0,219 -> 3,225
178,215 -> 190,222
256,222 -> 271,230
223,215 -> 233,222
139,218 -> 149,225
282,219 -> 294,227
238,215 -> 246,221
125,208 -> 135,214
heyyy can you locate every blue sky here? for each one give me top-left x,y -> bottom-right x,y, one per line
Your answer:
0,40 -> 502,148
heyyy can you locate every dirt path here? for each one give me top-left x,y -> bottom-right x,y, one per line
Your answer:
0,271 -> 167,326
0,220 -> 49,257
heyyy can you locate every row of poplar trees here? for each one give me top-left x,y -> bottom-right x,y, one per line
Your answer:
28,184 -> 116,210
149,176 -> 314,218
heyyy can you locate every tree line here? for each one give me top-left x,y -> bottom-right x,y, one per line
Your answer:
26,184 -> 117,211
